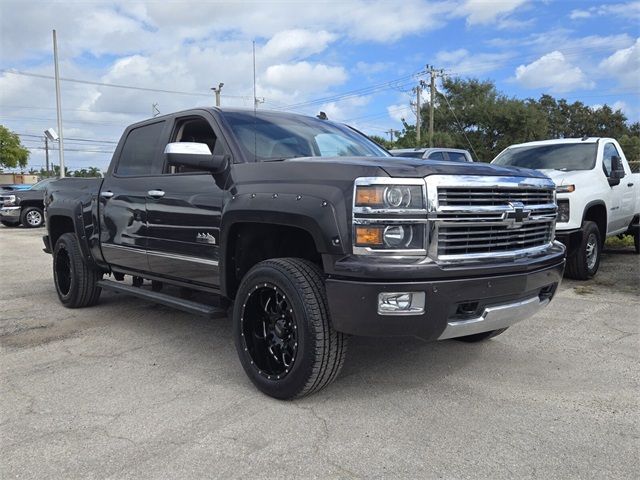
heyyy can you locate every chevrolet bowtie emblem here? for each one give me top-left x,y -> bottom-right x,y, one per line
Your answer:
196,232 -> 216,244
503,201 -> 531,229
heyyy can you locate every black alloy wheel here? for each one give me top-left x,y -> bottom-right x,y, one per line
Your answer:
233,258 -> 347,400
240,283 -> 298,379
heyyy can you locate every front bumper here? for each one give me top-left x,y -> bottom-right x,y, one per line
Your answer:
555,228 -> 582,255
326,259 -> 564,340
0,206 -> 21,221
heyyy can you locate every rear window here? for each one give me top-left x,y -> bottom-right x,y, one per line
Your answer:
117,121 -> 165,176
447,152 -> 469,162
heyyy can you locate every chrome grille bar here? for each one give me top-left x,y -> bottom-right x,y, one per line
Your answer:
425,175 -> 557,262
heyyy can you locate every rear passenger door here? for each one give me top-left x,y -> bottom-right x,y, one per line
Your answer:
99,120 -> 166,272
144,113 -> 229,287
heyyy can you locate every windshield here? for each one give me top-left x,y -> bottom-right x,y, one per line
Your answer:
30,178 -> 56,190
222,111 -> 390,161
493,143 -> 597,171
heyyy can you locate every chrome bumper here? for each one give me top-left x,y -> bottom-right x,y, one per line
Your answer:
0,206 -> 21,218
438,296 -> 549,340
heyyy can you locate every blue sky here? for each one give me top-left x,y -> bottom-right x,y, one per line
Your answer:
0,0 -> 639,172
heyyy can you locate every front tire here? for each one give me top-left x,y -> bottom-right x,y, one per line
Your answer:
20,207 -> 44,228
233,258 -> 347,400
565,221 -> 601,280
634,231 -> 639,254
53,233 -> 102,308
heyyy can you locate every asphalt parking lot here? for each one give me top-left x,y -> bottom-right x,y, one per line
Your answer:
1,226 -> 638,479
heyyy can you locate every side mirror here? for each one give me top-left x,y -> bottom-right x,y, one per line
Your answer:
608,155 -> 625,186
164,142 -> 228,174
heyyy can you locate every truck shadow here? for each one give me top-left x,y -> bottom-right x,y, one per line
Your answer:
94,290 -> 492,398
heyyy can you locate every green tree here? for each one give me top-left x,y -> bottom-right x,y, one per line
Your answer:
369,134 -> 395,150
0,125 -> 29,170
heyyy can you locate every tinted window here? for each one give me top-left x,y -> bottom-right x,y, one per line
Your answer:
447,152 -> 469,162
493,143 -> 597,171
427,152 -> 445,161
392,151 -> 425,158
117,122 -> 165,175
602,143 -> 620,177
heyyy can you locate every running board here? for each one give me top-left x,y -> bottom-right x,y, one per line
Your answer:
97,280 -> 228,319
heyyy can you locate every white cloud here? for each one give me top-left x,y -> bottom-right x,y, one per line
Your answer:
569,9 -> 592,20
262,30 -> 337,60
457,0 -> 529,25
514,51 -> 595,92
263,62 -> 348,93
435,48 -> 514,75
569,2 -> 640,21
599,39 -> 640,89
387,103 -> 414,124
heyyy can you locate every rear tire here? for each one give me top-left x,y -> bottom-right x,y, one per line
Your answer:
565,221 -> 601,280
20,206 -> 44,228
53,233 -> 102,308
455,328 -> 508,343
233,258 -> 347,400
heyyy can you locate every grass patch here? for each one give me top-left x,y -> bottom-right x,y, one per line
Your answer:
605,235 -> 634,248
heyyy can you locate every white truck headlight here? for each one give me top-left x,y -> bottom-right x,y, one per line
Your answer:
3,195 -> 16,206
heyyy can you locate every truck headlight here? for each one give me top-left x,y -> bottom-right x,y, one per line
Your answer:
557,199 -> 570,223
355,185 -> 424,210
3,195 -> 16,206
352,178 -> 427,255
354,224 -> 424,250
556,184 -> 575,193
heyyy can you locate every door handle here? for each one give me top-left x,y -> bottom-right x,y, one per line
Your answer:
148,189 -> 165,198
100,191 -> 114,198
628,182 -> 634,187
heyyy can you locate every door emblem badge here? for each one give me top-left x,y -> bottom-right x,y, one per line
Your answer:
503,201 -> 531,229
196,232 -> 216,244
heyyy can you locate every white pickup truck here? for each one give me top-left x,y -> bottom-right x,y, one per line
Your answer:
492,137 -> 640,279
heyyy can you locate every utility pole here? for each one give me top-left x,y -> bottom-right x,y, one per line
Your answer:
211,83 -> 224,106
426,65 -> 444,148
52,30 -> 65,178
44,136 -> 50,174
414,85 -> 421,146
385,128 -> 396,143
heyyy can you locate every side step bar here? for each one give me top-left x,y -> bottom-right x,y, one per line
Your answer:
97,280 -> 228,319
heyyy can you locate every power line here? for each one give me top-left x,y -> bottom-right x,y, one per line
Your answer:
0,69 -> 253,100
17,132 -> 118,144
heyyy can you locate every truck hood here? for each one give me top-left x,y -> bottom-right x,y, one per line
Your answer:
288,156 -> 549,179
538,169 -> 594,188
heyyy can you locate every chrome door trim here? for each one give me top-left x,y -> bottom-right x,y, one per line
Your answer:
102,243 -> 218,266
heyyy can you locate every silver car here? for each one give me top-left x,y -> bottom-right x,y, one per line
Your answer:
390,147 -> 473,162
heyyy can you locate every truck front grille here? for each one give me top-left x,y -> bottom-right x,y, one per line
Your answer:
426,176 -> 557,261
438,223 -> 553,256
438,187 -> 554,206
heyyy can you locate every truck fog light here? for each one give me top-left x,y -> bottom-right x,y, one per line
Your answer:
557,199 -> 570,223
378,291 -> 425,315
383,225 -> 411,248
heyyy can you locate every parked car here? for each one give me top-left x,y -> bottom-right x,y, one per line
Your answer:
44,108 -> 565,399
0,178 -> 58,228
0,184 -> 34,192
390,147 -> 473,162
492,138 -> 640,279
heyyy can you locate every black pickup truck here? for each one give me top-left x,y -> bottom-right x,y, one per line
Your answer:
44,108 -> 565,399
1,178 -> 57,228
